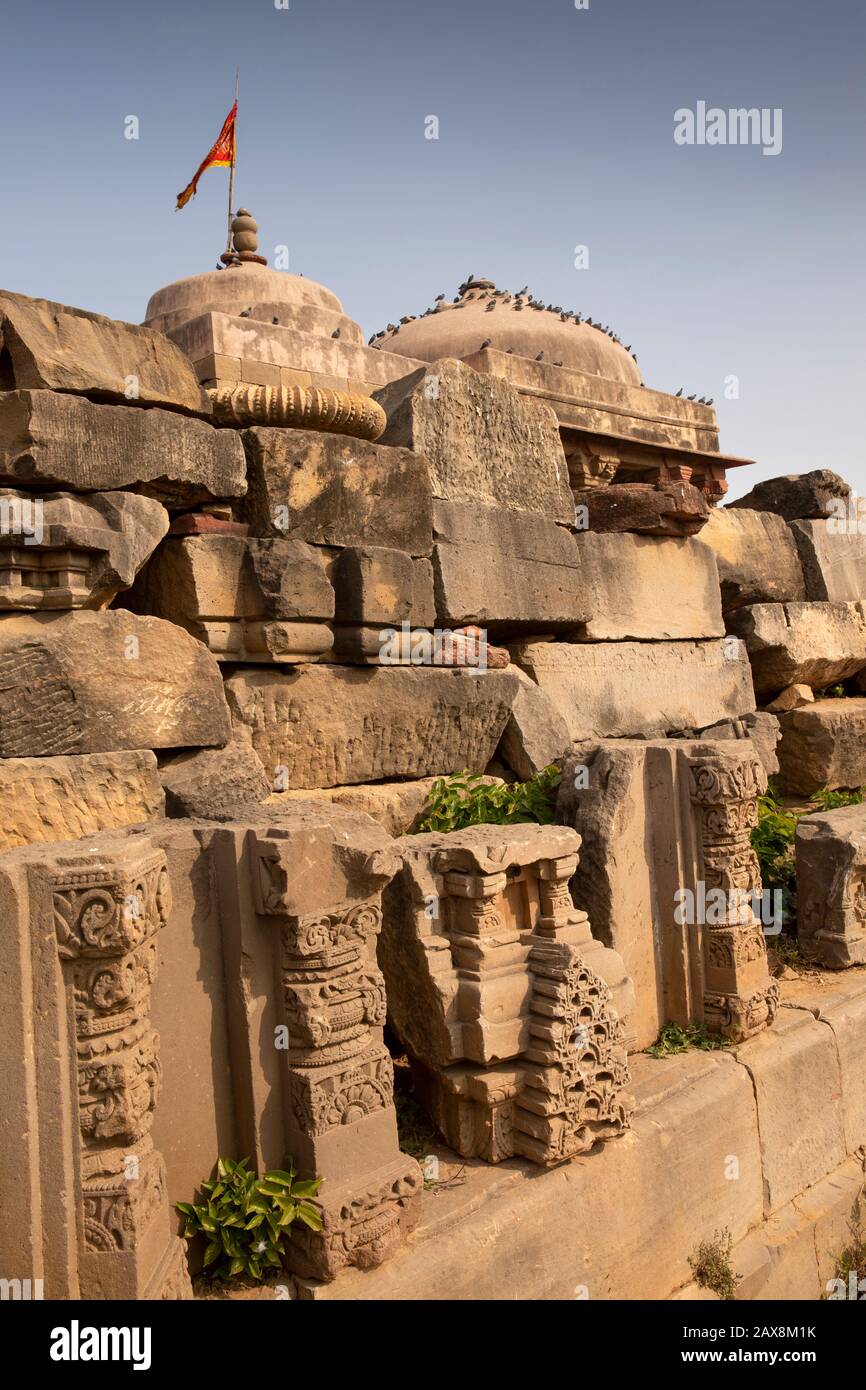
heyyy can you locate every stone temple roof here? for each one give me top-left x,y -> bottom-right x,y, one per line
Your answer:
371,277 -> 642,387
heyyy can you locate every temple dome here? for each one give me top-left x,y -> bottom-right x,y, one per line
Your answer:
143,264 -> 364,345
375,277 -> 642,387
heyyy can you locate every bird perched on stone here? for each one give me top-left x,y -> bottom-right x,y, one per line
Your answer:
506,348 -> 514,354
239,308 -> 252,318
272,316 -> 280,325
687,393 -> 696,401
707,398 -> 714,406
481,339 -> 492,349
435,293 -> 445,301
697,396 -> 706,405
676,387 -> 683,396
387,324 -> 396,332
553,360 -> 563,367
517,286 -> 528,295
486,300 -> 496,310
536,351 -> 545,361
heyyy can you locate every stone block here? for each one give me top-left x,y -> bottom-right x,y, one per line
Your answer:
730,470 -> 850,522
0,609 -> 231,756
498,666 -> 571,779
240,427 -> 432,554
572,480 -> 710,536
125,534 -> 335,663
379,822 -> 634,1164
777,698 -> 866,794
0,488 -> 168,609
225,664 -> 518,789
689,711 -> 781,780
558,740 -> 778,1050
796,805 -> 866,967
432,500 -> 724,638
790,518 -> 866,602
512,638 -> 755,740
701,507 -> 806,612
735,1008 -> 847,1214
375,358 -> 574,522
160,742 -> 271,819
0,289 -> 209,413
0,749 -> 164,851
278,776 -> 483,837
728,601 -> 866,695
0,389 -> 246,505
765,684 -> 814,713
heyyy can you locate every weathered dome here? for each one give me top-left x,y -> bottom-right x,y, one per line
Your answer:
374,277 -> 642,387
143,263 -> 364,345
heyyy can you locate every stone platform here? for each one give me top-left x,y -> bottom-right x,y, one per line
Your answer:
220,970 -> 866,1301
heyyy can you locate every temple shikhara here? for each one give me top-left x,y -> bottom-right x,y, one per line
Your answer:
1,209 -> 865,1304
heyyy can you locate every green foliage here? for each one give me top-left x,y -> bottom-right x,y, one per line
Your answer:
689,1229 -> 739,1300
415,766 -> 562,834
176,1156 -> 323,1282
647,1021 -> 732,1058
811,786 -> 863,810
751,784 -> 798,925
834,1227 -> 866,1284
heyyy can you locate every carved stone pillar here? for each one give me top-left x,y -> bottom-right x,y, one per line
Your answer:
51,839 -> 191,1299
245,826 -> 422,1282
686,750 -> 779,1041
380,824 -> 634,1165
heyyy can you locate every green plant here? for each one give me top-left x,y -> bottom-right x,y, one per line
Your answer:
689,1229 -> 739,1300
810,787 -> 863,811
176,1156 -> 323,1282
751,784 -> 798,925
415,765 -> 562,834
646,1021 -> 732,1058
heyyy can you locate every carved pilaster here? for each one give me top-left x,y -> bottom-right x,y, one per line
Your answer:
687,752 -> 779,1041
51,844 -> 191,1299
247,830 -> 421,1283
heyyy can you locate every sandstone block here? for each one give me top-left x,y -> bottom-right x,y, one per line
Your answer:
728,601 -> 866,695
571,480 -> 710,536
689,711 -> 781,779
701,507 -> 806,612
730,470 -> 850,522
375,358 -> 574,522
241,427 -> 432,554
125,534 -> 334,662
0,488 -> 168,609
277,776 -> 483,837
736,1009 -> 847,1214
432,499 -> 724,638
796,805 -> 866,967
790,518 -> 866,603
499,666 -> 571,779
160,742 -> 271,819
777,698 -> 866,794
0,749 -> 164,851
512,638 -> 755,740
0,610 -> 231,756
0,389 -> 246,505
0,289 -> 209,413
380,822 -> 634,1163
225,664 -> 518,789
765,684 -> 814,713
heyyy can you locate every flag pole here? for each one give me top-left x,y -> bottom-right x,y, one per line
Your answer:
226,68 -> 239,253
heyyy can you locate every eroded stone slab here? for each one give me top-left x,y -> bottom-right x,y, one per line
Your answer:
790,519 -> 866,603
776,698 -> 866,794
0,488 -> 168,608
225,665 -> 518,788
160,742 -> 271,819
0,610 -> 231,756
0,749 -> 164,851
701,508 -> 805,613
375,358 -> 574,522
730,470 -> 850,522
728,601 -> 866,695
241,428 -> 432,554
511,638 -> 755,740
571,481 -> 710,536
0,390 -> 245,505
0,289 -> 209,413
499,666 -> 571,779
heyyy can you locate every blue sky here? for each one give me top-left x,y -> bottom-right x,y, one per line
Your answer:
2,0 -> 864,499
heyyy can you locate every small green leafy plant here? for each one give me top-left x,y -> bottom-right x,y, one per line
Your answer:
176,1156 -> 323,1282
415,765 -> 562,834
689,1229 -> 739,1300
811,787 -> 863,811
647,1021 -> 732,1058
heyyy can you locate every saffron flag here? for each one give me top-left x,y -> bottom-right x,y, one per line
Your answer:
176,101 -> 237,210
